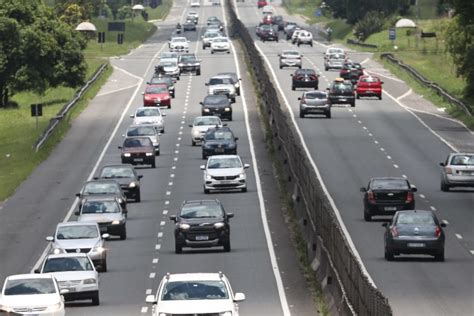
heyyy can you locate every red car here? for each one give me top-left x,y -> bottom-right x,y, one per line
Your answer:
257,0 -> 268,9
356,76 -> 383,100
143,84 -> 171,108
262,15 -> 273,25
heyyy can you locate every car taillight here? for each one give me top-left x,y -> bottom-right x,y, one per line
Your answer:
391,226 -> 399,237
368,191 -> 376,203
444,167 -> 452,174
405,192 -> 414,204
310,75 -> 317,80
296,76 -> 304,80
434,226 -> 441,238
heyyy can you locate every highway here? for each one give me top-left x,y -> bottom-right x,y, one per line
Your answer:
234,1 -> 474,315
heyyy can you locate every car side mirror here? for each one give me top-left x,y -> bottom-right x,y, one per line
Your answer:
227,213 -> 234,219
381,81 -> 384,84
74,211 -> 80,216
138,175 -> 143,179
130,114 -> 135,118
189,124 -> 193,127
244,164 -> 250,169
146,82 -> 150,84
382,222 -> 389,227
290,74 -> 293,77
60,289 -> 70,295
234,293 -> 245,302
46,236 -> 54,242
440,222 -> 447,228
200,165 -> 206,170
170,215 -> 177,222
102,233 -> 110,239
297,97 -> 301,100
146,294 -> 157,304
118,146 -> 122,149
411,186 -> 418,192
205,83 -> 209,86
141,92 -> 145,95
360,187 -> 366,192
200,102 -> 204,105
34,269 -> 40,274
93,177 -> 98,180
439,162 -> 445,166
162,112 -> 167,117
75,193 -> 81,197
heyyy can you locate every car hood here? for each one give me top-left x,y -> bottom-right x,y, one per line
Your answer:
157,299 -> 233,314
207,168 -> 243,177
203,140 -> 235,147
209,84 -> 234,91
48,271 -> 97,282
54,238 -> 100,250
78,213 -> 123,223
0,293 -> 61,307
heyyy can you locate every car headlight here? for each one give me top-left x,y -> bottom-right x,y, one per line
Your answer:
124,153 -> 131,157
129,182 -> 137,188
83,278 -> 97,285
203,108 -> 210,112
192,130 -> 201,137
224,107 -> 231,112
146,152 -> 153,156
93,245 -> 105,253
47,302 -> 63,312
205,174 -> 212,180
112,220 -> 121,225
214,222 -> 225,229
0,305 -> 13,313
220,312 -> 232,316
52,248 -> 65,255
178,223 -> 190,230
239,172 -> 246,179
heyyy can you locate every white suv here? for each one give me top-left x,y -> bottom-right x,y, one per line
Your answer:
297,30 -> 313,47
146,272 -> 245,316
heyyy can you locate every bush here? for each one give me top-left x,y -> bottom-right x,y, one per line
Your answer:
354,11 -> 385,41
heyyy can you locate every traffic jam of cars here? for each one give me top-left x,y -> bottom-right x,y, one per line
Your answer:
1,1 -> 473,315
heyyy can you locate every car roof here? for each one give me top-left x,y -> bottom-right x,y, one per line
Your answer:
208,154 -> 240,160
165,273 -> 226,282
46,253 -> 88,259
101,163 -> 134,169
128,124 -> 157,129
56,221 -> 99,228
146,83 -> 168,87
207,126 -> 233,132
6,274 -> 55,281
135,106 -> 162,112
82,196 -> 118,202
395,210 -> 435,216
370,177 -> 408,181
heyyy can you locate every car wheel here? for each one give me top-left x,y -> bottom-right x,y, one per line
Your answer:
241,187 -> 247,193
364,209 -> 371,221
202,46 -> 206,50
299,65 -> 302,69
378,94 -> 382,100
161,128 -> 165,134
223,240 -> 231,252
175,242 -> 183,254
356,94 -> 360,99
192,140 -> 196,146
211,50 -> 215,54
91,292 -> 100,306
236,88 -> 240,96
299,111 -> 305,118
172,93 -> 175,99
310,43 -> 313,47
231,97 -> 236,103
204,188 -> 210,194
176,76 -> 180,80
202,153 -> 207,159
168,104 -> 171,109
384,248 -> 394,261
440,181 -> 450,192
315,85 -> 318,90
326,111 -> 331,119
279,65 -> 283,69
151,160 -> 156,169
100,258 -> 107,272
135,190 -> 141,202
156,149 -> 160,156
351,102 -> 355,107
434,249 -> 445,262
119,228 -> 127,240
297,43 -> 300,47
197,70 -> 201,76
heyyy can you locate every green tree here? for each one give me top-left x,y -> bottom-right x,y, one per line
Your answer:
0,0 -> 87,107
354,11 -> 385,41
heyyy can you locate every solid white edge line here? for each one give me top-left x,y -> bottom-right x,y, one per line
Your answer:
229,2 -> 291,315
396,88 -> 412,101
247,14 -> 377,288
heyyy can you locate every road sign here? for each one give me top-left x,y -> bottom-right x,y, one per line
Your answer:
31,103 -> 43,129
389,28 -> 396,41
315,9 -> 322,17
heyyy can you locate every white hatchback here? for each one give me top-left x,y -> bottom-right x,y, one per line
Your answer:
130,107 -> 166,134
201,155 -> 250,193
210,37 -> 231,54
168,37 -> 189,52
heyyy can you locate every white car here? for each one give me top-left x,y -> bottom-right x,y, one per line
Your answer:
190,0 -> 200,7
206,75 -> 237,103
145,272 -> 245,316
201,155 -> 250,193
210,37 -> 231,54
0,274 -> 65,315
262,5 -> 274,15
155,59 -> 180,80
324,47 -> 346,60
131,107 -> 166,134
297,30 -> 313,46
279,50 -> 303,69
36,253 -> 100,305
189,116 -> 224,146
291,29 -> 304,43
159,51 -> 178,63
46,222 -> 109,272
202,31 -> 223,49
125,124 -> 160,155
187,10 -> 199,20
168,37 -> 189,52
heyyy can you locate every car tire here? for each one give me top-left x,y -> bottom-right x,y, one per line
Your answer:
151,160 -> 156,169
211,50 -> 214,54
379,94 -> 382,100
299,111 -> 305,118
310,43 -> 313,47
197,70 -> 201,76
100,258 -> 107,272
120,229 -> 127,240
228,115 -> 233,121
223,240 -> 231,252
175,243 -> 182,254
231,97 -> 236,103
204,188 -> 210,194
192,140 -> 196,146
202,153 -> 207,160
299,65 -> 302,69
156,149 -> 160,156
236,88 -> 240,96
384,248 -> 394,261
91,292 -> 100,306
325,67 -> 328,71
435,249 -> 445,262
202,45 -> 206,50
351,102 -> 355,107
326,111 -> 331,119
135,191 -> 141,203
172,93 -> 175,99
292,85 -> 295,91
356,94 -> 360,99
176,76 -> 180,80
440,181 -> 450,192
297,43 -> 300,47
315,85 -> 319,90
279,65 -> 282,69
241,187 -> 247,193
162,128 -> 165,134
364,209 -> 371,221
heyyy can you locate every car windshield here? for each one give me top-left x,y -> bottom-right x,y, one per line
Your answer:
370,179 -> 409,190
127,126 -> 156,137
124,138 -> 152,148
81,201 -> 120,214
160,61 -> 177,67
160,52 -> 177,59
42,257 -> 93,273
56,225 -> 99,240
329,54 -> 344,60
450,154 -> 474,165
150,78 -> 171,85
146,85 -> 168,94
4,279 -> 56,296
328,48 -> 343,54
83,182 -> 120,195
194,117 -> 221,126
161,280 -> 228,300
136,108 -> 161,117
396,213 -> 435,226
173,38 -> 186,43
181,55 -> 197,62
100,167 -> 134,178
181,203 -> 223,218
204,96 -> 228,106
209,78 -> 232,85
208,157 -> 242,169
205,131 -> 234,140
305,92 -> 326,99
296,70 -> 315,76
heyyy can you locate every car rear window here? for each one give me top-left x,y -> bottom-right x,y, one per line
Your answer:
82,201 -> 120,214
361,77 -> 380,83
450,154 -> 474,165
204,95 -> 229,105
305,92 -> 326,99
136,108 -> 161,117
100,167 -> 134,178
124,138 -> 152,147
370,179 -> 409,190
396,213 -> 435,226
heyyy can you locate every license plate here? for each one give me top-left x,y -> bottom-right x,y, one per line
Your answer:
134,158 -> 144,162
154,100 -> 160,104
195,235 -> 209,241
384,206 -> 397,211
366,90 -> 373,93
339,98 -> 346,102
215,149 -> 225,153
407,243 -> 425,248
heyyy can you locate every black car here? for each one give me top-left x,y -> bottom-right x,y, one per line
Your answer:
183,20 -> 196,32
339,62 -> 363,85
327,78 -> 356,107
201,126 -> 238,159
291,69 -> 319,90
170,199 -> 233,253
383,210 -> 446,261
260,27 -> 279,42
200,95 -> 232,121
272,15 -> 285,31
97,164 -> 143,202
148,75 -> 175,98
178,53 -> 201,75
76,180 -> 127,211
361,177 -> 417,221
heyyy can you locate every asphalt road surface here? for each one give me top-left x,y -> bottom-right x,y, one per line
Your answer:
234,1 -> 474,315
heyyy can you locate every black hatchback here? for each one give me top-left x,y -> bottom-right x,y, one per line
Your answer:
327,78 -> 356,107
170,199 -> 234,253
201,126 -> 238,159
291,69 -> 319,90
361,177 -> 417,221
200,95 -> 232,121
383,210 -> 447,261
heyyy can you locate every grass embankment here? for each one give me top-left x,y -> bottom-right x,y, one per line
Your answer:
0,4 -> 169,201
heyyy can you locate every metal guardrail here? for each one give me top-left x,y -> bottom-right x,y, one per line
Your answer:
33,63 -> 109,152
227,2 -> 392,315
381,53 -> 473,117
346,38 -> 378,49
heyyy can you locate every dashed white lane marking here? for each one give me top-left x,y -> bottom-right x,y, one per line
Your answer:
374,140 -> 379,144
180,126 -> 184,129
470,250 -> 474,256
455,234 -> 463,240
141,306 -> 148,313
168,181 -> 173,186
146,289 -> 152,295
175,150 -> 179,154
163,210 -> 168,215
182,115 -> 186,119
362,126 -> 367,130
352,114 -> 357,118
160,221 -> 166,226
165,200 -> 170,205
402,174 -> 408,178
177,137 -> 182,140
386,155 -> 392,160
174,157 -> 178,161
170,173 -> 175,178
179,131 -> 183,135
368,133 -> 373,137
357,120 -> 362,124
176,143 -> 180,147
149,273 -> 156,279
393,164 -> 399,169
430,206 -> 437,211
158,232 -> 163,238
419,194 -> 425,199
152,258 -> 158,264
396,88 -> 413,101
181,121 -> 185,124
155,244 -> 161,250
172,166 -> 176,170
380,148 -> 385,152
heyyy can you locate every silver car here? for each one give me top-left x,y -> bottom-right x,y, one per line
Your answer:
440,153 -> 474,191
125,124 -> 160,155
202,31 -> 223,49
131,107 -> 166,134
325,53 -> 345,70
46,222 -> 109,272
201,155 -> 250,193
217,72 -> 241,95
189,116 -> 224,146
299,90 -> 331,118
279,50 -> 302,69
